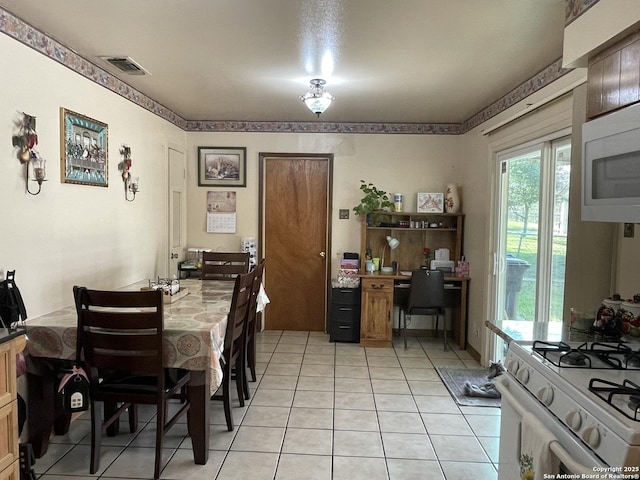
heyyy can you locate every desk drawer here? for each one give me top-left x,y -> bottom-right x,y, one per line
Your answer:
330,321 -> 360,343
331,305 -> 360,323
331,288 -> 360,305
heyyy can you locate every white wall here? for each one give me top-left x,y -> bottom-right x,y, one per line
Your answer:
0,34 -> 186,318
616,226 -> 640,298
184,132 -> 463,275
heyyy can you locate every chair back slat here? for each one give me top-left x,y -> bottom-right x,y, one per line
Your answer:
201,252 -> 250,280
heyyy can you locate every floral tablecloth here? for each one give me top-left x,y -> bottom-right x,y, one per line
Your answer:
25,279 -> 233,394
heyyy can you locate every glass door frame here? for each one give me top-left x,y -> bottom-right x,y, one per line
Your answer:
487,129 -> 571,360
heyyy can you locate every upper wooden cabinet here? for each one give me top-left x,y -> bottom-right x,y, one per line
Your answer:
587,30 -> 640,120
359,212 -> 464,272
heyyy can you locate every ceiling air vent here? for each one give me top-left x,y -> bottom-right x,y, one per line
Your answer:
100,56 -> 149,75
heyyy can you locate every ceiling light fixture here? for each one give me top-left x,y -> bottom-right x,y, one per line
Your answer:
300,79 -> 334,117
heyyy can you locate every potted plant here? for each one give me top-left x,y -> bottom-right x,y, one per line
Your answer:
353,180 -> 394,226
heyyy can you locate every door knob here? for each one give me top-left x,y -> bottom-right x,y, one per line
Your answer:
319,252 -> 326,258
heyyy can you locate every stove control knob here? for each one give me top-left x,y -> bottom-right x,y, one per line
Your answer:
582,426 -> 601,448
516,367 -> 529,384
565,411 -> 582,430
536,386 -> 554,405
507,359 -> 519,374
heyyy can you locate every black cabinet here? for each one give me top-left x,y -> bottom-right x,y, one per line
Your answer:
330,287 -> 361,342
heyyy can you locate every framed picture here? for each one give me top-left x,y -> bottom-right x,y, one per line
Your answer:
417,192 -> 444,213
60,108 -> 108,187
198,146 -> 246,187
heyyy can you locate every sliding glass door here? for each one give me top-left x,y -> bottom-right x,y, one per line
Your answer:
491,134 -> 571,357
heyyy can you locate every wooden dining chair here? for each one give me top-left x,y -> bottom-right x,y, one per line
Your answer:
200,251 -> 250,281
397,269 -> 447,350
73,286 -> 191,480
212,270 -> 255,430
243,258 -> 265,399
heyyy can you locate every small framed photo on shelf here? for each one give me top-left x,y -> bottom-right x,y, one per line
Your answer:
198,146 -> 246,187
417,192 -> 444,213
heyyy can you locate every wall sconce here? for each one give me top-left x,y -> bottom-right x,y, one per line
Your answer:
12,111 -> 45,195
25,152 -> 47,195
119,146 -> 139,202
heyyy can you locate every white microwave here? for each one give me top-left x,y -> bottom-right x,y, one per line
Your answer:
582,102 -> 640,222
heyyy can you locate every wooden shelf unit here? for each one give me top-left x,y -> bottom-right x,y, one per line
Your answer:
358,212 -> 468,348
359,212 -> 464,271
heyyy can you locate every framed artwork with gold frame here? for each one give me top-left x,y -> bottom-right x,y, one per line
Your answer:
60,108 -> 108,187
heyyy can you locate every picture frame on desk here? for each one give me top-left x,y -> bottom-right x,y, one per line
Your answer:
417,192 -> 444,213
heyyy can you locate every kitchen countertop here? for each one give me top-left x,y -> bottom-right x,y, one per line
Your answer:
0,327 -> 27,345
485,319 -> 640,345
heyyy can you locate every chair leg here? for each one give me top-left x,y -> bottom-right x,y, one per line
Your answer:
247,325 -> 257,382
104,401 -> 120,437
222,372 -> 234,431
242,349 -> 251,401
90,401 -> 102,474
128,404 -> 138,433
442,314 -> 448,351
154,401 -> 165,480
235,356 -> 245,407
403,311 -> 408,349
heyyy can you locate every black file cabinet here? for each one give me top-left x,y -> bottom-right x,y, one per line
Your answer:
330,287 -> 361,342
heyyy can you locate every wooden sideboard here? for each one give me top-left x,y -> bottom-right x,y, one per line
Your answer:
0,331 -> 26,480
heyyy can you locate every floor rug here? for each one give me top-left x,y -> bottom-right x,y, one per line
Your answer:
436,367 -> 501,408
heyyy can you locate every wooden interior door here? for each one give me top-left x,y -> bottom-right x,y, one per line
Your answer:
259,153 -> 332,331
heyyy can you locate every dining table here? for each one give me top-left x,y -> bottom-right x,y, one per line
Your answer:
23,278 -> 234,466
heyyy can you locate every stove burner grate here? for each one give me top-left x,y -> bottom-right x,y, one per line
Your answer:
589,378 -> 640,422
532,341 -> 640,370
532,341 -> 592,368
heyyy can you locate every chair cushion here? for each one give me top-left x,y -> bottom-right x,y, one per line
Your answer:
97,368 -> 189,395
407,306 -> 443,316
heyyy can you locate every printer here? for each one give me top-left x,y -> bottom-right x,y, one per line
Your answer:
430,248 -> 454,272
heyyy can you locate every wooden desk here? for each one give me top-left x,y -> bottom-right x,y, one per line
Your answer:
23,279 -> 232,465
359,271 -> 470,349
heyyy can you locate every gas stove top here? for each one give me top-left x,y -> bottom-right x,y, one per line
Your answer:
589,378 -> 640,422
506,341 -> 640,452
532,340 -> 640,370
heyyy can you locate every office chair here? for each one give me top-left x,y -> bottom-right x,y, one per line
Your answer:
398,269 -> 447,350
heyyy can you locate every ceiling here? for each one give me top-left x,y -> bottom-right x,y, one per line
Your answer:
0,0 -> 567,125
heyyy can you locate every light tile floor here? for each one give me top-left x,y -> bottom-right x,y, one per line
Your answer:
32,331 -> 500,479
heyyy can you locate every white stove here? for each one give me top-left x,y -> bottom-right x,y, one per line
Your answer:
497,340 -> 640,478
